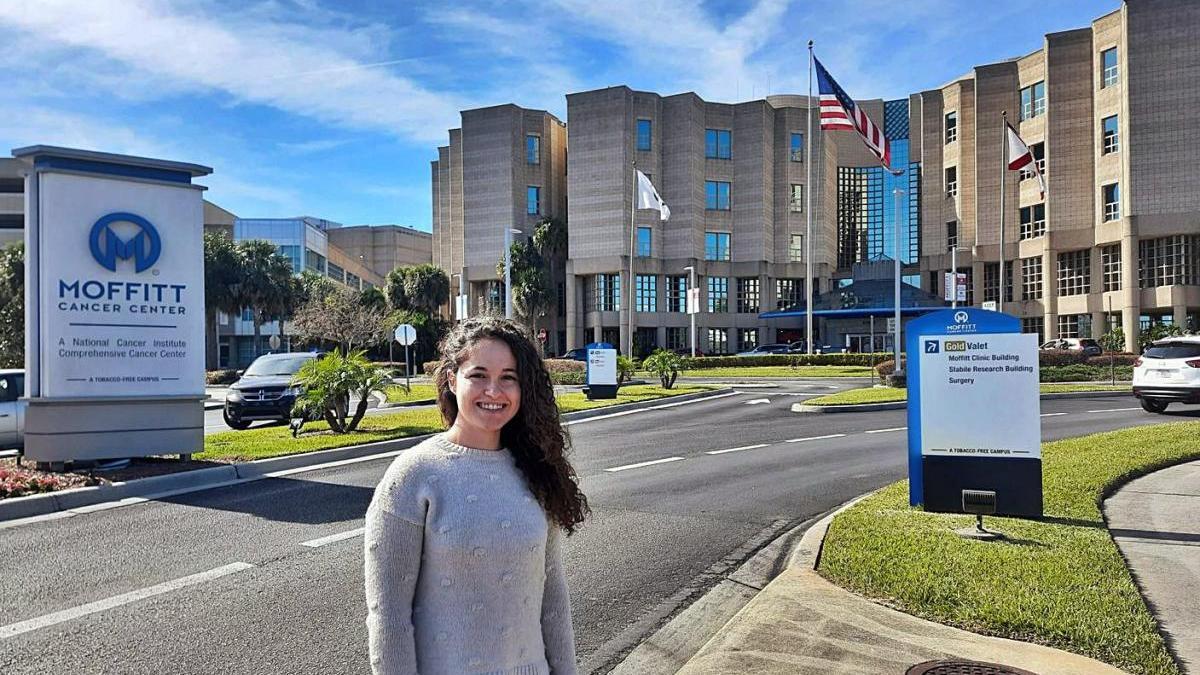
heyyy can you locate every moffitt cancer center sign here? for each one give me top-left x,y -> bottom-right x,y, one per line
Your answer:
17,146 -> 211,466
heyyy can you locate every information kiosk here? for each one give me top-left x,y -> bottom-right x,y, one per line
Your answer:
584,342 -> 618,400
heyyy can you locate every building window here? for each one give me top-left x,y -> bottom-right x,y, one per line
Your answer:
705,180 -> 731,210
637,119 -> 652,151
1138,235 -> 1200,288
1101,244 -> 1121,292
705,231 -> 731,261
277,244 -> 302,271
666,327 -> 687,350
788,234 -> 804,262
946,221 -> 958,248
1101,47 -> 1118,88
705,129 -> 731,159
305,250 -> 326,274
790,133 -> 804,161
326,262 -> 345,283
636,226 -> 652,257
983,261 -> 1014,303
945,111 -> 957,144
484,280 -> 504,313
526,134 -> 540,164
1020,80 -> 1046,120
1058,314 -> 1092,339
776,278 -> 803,311
1102,115 -> 1119,155
635,274 -> 657,312
790,184 -> 804,212
945,167 -> 957,198
736,277 -> 760,313
706,328 -> 729,355
594,273 -> 621,312
1102,183 -> 1120,222
707,276 -> 728,313
527,186 -> 541,215
1057,249 -> 1091,296
346,271 -> 361,290
667,275 -> 688,313
1022,257 -> 1043,300
1019,143 -> 1045,180
1021,317 -> 1045,342
1019,203 -> 1046,240
737,328 -> 759,352
241,307 -> 254,322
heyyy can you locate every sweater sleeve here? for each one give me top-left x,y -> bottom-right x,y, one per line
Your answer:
364,506 -> 424,675
541,525 -> 578,675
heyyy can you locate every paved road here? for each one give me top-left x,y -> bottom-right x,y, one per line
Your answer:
2,384 -> 1188,675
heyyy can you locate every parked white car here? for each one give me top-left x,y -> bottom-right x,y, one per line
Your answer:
0,369 -> 26,449
1132,337 -> 1200,413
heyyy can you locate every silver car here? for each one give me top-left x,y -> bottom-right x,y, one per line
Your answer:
0,369 -> 26,449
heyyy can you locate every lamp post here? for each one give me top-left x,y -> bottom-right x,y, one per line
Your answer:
949,244 -> 961,309
892,188 -> 903,372
684,265 -> 697,357
504,227 -> 520,320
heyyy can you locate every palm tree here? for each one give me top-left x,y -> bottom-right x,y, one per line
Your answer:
235,240 -> 296,358
403,263 -> 450,316
203,232 -> 241,369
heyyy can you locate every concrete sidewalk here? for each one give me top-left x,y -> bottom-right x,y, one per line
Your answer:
1105,459 -> 1200,674
673,502 -> 1126,675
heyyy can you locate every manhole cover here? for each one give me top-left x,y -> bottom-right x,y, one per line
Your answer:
906,660 -> 1040,675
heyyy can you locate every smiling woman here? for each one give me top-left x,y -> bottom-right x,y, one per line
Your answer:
364,317 -> 588,674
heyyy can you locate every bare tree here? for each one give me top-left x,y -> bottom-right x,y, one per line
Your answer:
291,286 -> 394,353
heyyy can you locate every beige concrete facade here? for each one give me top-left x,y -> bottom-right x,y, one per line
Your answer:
0,158 -> 24,247
325,224 -> 432,280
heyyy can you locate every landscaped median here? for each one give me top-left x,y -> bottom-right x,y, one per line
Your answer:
801,382 -> 1131,407
651,365 -> 874,379
817,421 -> 1200,675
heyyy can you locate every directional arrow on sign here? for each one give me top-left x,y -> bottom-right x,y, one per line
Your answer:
744,398 -> 771,405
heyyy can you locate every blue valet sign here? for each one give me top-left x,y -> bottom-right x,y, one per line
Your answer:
906,308 -> 1044,517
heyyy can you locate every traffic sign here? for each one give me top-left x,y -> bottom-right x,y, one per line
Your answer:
394,323 -> 417,346
268,334 -> 281,350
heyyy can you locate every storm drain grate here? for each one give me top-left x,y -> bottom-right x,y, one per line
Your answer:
906,660 -> 1040,675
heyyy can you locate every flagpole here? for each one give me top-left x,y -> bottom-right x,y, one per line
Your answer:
805,40 -> 814,354
999,111 -> 1007,314
629,161 -> 636,358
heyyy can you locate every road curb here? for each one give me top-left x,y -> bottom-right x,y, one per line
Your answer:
793,389 -> 1132,413
0,387 -> 734,524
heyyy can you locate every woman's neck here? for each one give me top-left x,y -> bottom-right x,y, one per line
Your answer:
444,422 -> 501,451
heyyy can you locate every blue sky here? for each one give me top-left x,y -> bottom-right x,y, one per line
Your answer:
1,0 -> 1119,232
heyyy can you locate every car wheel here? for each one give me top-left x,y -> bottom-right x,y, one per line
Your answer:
1140,398 -> 1169,414
223,411 -> 252,430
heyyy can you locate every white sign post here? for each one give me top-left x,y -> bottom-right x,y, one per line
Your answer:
394,323 -> 417,390
16,145 -> 211,467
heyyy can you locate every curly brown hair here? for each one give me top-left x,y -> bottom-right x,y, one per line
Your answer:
434,317 -> 589,535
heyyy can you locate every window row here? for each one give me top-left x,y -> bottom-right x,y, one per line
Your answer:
587,274 -> 807,314
633,230 -> 805,262
635,120 -> 805,162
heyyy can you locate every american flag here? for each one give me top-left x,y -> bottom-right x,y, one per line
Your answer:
814,56 -> 892,170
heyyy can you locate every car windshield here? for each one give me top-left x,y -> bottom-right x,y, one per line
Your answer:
243,355 -> 314,376
1143,343 -> 1200,359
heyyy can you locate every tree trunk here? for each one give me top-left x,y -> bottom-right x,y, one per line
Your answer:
205,310 -> 219,370
346,388 -> 371,431
252,314 -> 262,360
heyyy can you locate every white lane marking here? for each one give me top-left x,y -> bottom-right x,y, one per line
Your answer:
744,398 -> 771,405
301,527 -> 366,548
565,391 -> 741,425
705,443 -> 769,455
785,433 -> 846,443
865,427 -> 907,434
604,456 -> 686,472
1086,407 -> 1140,413
0,562 -> 255,640
1041,412 -> 1068,417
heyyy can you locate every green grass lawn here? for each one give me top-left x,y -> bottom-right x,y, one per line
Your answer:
637,365 -> 874,379
383,383 -> 438,403
817,422 -> 1200,675
804,382 -> 1132,406
199,384 -> 716,462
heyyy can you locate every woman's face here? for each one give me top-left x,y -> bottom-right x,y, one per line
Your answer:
448,338 -> 521,445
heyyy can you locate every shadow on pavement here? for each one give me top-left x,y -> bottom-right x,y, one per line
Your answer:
1108,527 -> 1200,544
156,476 -> 375,525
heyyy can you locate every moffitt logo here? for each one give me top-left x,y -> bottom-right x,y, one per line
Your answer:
89,212 -> 161,273
945,309 -> 977,334
954,311 -> 969,323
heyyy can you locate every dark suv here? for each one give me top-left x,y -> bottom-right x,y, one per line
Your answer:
223,353 -> 317,429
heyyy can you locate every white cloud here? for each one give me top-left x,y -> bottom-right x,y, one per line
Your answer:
0,0 -> 465,143
276,138 -> 349,154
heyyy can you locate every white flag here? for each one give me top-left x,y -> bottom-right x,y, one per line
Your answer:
1006,122 -> 1046,198
636,170 -> 670,221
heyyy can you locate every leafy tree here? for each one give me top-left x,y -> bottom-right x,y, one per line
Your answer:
290,349 -> 391,433
0,243 -> 24,368
385,266 -> 411,312
403,263 -> 450,316
497,238 -> 553,332
298,270 -> 336,306
291,286 -> 394,353
234,240 -> 297,358
1098,326 -> 1125,354
643,348 -> 682,389
1138,322 -> 1184,350
203,232 -> 240,370
391,308 -> 449,365
360,286 -> 388,313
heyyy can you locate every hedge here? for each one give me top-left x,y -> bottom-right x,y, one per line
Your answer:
205,369 -> 239,385
873,359 -> 1133,383
680,352 -> 892,369
423,358 -> 585,385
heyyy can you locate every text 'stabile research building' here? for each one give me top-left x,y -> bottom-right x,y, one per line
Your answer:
430,0 -> 1200,355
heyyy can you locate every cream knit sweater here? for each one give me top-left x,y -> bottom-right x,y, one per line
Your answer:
364,434 -> 578,675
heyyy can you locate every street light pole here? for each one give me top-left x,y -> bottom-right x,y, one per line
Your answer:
950,244 -> 959,309
684,265 -> 696,357
893,188 -> 903,371
504,228 -> 519,320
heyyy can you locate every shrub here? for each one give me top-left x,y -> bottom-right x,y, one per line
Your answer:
1038,350 -> 1090,367
545,359 -> 585,385
1086,353 -> 1139,367
679,352 -> 891,369
643,349 -> 683,389
0,466 -> 96,499
291,349 -> 392,434
617,355 -> 636,385
206,369 -> 239,385
1040,364 -> 1133,382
